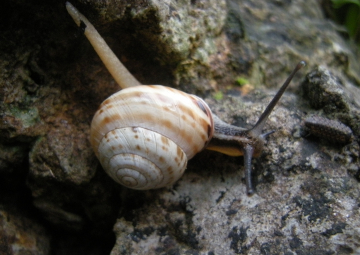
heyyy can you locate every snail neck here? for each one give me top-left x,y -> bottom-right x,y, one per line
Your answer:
206,115 -> 265,157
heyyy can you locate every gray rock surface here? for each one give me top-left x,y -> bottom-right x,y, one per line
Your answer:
0,0 -> 359,254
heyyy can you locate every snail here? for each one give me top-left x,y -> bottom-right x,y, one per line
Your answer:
66,2 -> 305,194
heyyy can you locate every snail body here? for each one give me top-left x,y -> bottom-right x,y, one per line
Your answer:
66,2 -> 305,194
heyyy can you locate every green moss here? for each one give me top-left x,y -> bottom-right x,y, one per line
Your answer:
213,91 -> 223,101
235,77 -> 250,86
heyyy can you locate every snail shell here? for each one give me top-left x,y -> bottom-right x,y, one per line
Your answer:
90,85 -> 214,189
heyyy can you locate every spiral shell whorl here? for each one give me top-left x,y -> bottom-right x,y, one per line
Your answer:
98,127 -> 187,189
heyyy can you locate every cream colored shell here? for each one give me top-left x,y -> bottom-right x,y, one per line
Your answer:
90,85 -> 214,189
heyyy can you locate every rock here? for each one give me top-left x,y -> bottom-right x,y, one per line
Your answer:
0,207 -> 50,255
302,65 -> 360,138
0,0 -> 359,254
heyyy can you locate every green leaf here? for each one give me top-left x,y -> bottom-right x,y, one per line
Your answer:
332,0 -> 360,8
344,6 -> 360,37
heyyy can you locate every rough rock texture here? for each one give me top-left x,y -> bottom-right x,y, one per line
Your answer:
0,0 -> 360,254
0,206 -> 50,255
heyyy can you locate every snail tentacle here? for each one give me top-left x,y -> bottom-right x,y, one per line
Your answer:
250,61 -> 306,137
243,144 -> 255,195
